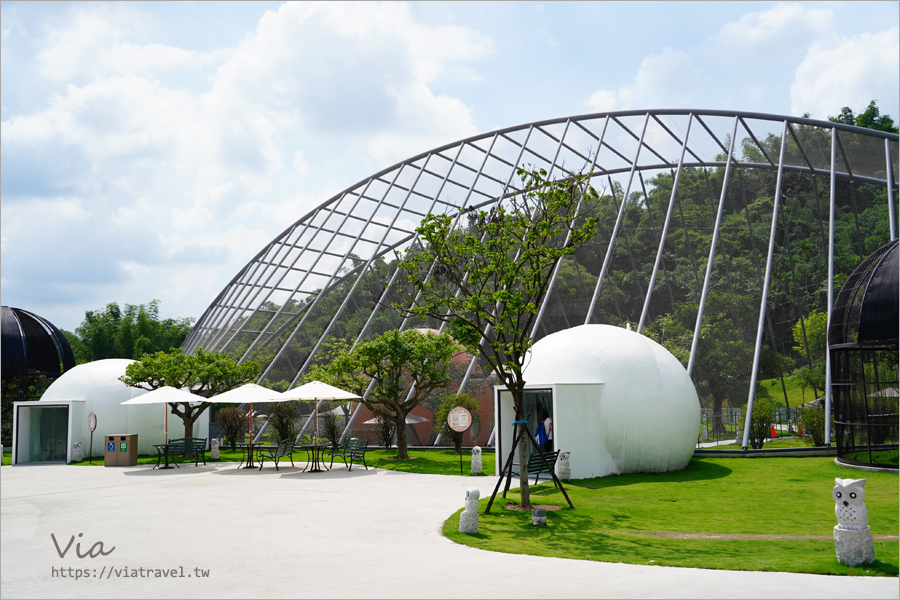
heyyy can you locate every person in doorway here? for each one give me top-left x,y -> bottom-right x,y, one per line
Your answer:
537,410 -> 553,453
543,412 -> 553,452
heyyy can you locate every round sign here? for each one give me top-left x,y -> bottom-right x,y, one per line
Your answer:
87,412 -> 97,432
447,406 -> 472,433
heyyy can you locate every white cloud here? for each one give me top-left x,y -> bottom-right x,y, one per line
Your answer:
585,48 -> 703,112
0,2 -> 493,329
790,27 -> 900,118
715,2 -> 833,46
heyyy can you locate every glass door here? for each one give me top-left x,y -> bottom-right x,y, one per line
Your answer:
29,406 -> 69,462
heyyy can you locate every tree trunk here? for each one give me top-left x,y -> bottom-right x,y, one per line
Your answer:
395,415 -> 409,460
711,397 -> 727,435
517,423 -> 531,508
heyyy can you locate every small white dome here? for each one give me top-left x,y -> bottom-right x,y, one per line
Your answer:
40,359 -> 205,454
42,359 -> 144,404
523,324 -> 699,476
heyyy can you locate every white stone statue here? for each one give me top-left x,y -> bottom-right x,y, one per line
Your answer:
459,487 -> 480,535
211,438 -> 220,460
471,446 -> 482,475
557,451 -> 571,481
833,478 -> 874,566
72,442 -> 83,462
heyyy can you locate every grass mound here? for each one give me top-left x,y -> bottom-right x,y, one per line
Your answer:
443,456 -> 899,576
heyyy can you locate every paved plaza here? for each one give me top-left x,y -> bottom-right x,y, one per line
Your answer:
1,462 -> 897,599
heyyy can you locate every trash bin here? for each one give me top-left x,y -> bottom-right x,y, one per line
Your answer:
104,435 -> 118,466
104,434 -> 138,466
117,434 -> 138,466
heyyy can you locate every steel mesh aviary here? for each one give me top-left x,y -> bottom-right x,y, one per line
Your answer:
183,110 -> 899,449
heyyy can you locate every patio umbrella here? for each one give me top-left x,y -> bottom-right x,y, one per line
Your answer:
275,381 -> 360,456
210,383 -> 282,441
121,386 -> 202,443
363,414 -> 428,425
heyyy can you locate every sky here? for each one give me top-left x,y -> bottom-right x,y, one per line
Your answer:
2,1 -> 898,334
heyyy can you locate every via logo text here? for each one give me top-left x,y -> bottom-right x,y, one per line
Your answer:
51,533 -> 115,558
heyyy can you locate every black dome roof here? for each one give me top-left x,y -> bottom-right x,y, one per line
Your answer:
1,306 -> 76,377
829,239 -> 899,346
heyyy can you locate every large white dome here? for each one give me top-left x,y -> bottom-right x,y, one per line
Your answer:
40,359 -> 191,455
523,324 -> 700,476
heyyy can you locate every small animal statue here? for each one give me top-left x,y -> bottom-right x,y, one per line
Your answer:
833,478 -> 868,530
470,446 -> 482,475
557,450 -> 571,480
459,488 -> 480,534
72,441 -> 84,462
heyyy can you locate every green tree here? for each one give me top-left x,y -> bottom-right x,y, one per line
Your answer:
68,300 -> 194,363
829,100 -> 899,134
119,348 -> 259,438
314,329 -> 457,460
792,310 -> 828,398
397,166 -> 599,508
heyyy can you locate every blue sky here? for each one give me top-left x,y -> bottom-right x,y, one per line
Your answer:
2,1 -> 898,333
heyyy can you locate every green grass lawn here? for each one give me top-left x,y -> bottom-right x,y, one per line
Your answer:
365,448 -> 495,476
701,436 -> 820,450
443,456 -> 899,577
760,375 -> 818,407
42,446 -> 495,475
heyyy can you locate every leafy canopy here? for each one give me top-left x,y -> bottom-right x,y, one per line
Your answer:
311,329 -> 458,460
395,166 -> 599,507
119,348 -> 259,438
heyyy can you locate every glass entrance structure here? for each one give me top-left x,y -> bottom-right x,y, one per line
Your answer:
183,110 -> 899,447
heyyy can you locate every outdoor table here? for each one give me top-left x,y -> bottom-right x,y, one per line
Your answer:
237,442 -> 265,469
153,443 -> 177,470
300,443 -> 331,473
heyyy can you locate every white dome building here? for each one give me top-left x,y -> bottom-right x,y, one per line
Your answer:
494,324 -> 700,480
12,359 -> 208,463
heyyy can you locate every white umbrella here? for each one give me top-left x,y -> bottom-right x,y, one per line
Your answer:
363,414 -> 428,425
121,386 -> 202,443
275,381 -> 360,460
211,383 -> 283,441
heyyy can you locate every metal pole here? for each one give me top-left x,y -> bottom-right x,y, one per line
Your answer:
742,120 -> 789,449
639,114 -> 694,333
886,139 -> 897,241
825,127 -> 838,446
585,113 -> 651,324
687,117 -> 738,376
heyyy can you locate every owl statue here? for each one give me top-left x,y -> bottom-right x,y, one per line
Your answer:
833,478 -> 868,530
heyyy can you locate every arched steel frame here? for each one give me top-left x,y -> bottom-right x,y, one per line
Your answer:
183,109 -> 899,449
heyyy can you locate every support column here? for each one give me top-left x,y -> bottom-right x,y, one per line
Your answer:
742,120 -> 788,449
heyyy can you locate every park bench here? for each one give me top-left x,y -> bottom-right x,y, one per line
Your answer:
164,437 -> 208,467
511,449 -> 561,486
328,438 -> 369,471
258,439 -> 295,471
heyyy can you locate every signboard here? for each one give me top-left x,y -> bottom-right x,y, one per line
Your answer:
119,442 -> 128,452
107,442 -> 115,453
447,406 -> 472,433
87,412 -> 97,432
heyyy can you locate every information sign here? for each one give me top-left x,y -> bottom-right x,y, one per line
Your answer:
447,406 -> 472,432
87,412 -> 97,432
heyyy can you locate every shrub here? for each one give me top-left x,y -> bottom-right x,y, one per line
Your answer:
269,402 -> 300,444
215,406 -> 250,450
375,416 -> 395,449
742,398 -> 778,449
797,405 -> 832,446
320,401 -> 343,449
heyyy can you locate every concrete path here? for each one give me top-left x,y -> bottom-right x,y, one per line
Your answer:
1,462 -> 897,599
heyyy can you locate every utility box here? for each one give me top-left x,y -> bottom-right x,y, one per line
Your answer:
104,434 -> 138,466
